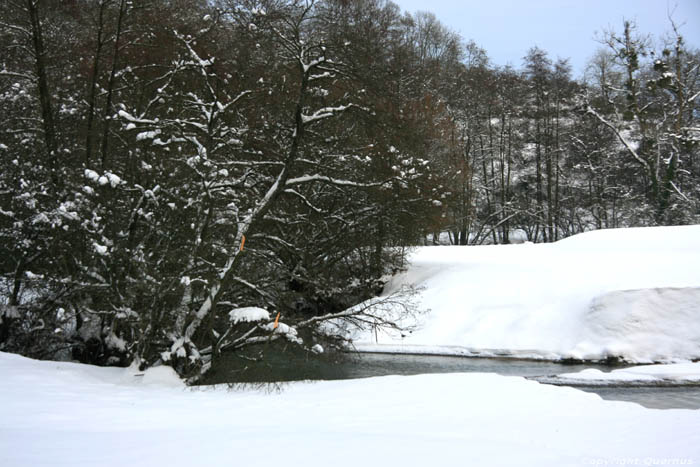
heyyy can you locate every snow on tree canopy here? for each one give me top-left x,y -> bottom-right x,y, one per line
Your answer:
261,321 -> 303,344
84,169 -> 100,182
228,307 -> 270,324
93,243 -> 108,256
84,169 -> 121,188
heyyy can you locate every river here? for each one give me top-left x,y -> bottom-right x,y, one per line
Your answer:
207,351 -> 700,410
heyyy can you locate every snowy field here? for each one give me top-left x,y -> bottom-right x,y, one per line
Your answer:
1,351 -> 699,467
353,225 -> 700,363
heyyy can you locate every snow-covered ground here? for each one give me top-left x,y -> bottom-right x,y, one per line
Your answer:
352,225 -> 700,363
1,351 -> 699,467
536,362 -> 700,386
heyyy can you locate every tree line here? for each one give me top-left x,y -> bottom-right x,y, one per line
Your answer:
1,0 -> 698,379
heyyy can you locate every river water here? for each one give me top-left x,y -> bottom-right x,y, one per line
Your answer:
208,351 -> 700,410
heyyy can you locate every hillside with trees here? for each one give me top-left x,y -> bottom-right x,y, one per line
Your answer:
1,0 -> 698,379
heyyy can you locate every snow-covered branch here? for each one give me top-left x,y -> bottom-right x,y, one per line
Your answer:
283,188 -> 323,213
0,70 -> 33,80
301,104 -> 365,125
285,174 -> 387,188
586,105 -> 650,171
0,21 -> 31,38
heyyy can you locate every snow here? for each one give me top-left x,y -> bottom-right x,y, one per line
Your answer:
105,332 -> 127,352
165,338 -> 190,360
105,172 -> 122,187
84,168 -> 100,182
354,225 -> 700,363
262,320 -> 303,344
301,104 -> 354,124
228,306 -> 270,323
86,169 -> 121,188
136,130 -> 160,141
93,242 -> 108,255
1,351 -> 699,467
542,362 -> 700,386
570,288 -> 700,362
1,306 -> 20,320
0,352 -> 183,389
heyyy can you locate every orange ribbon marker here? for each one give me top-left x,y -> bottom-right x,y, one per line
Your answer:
273,312 -> 281,329
239,235 -> 246,252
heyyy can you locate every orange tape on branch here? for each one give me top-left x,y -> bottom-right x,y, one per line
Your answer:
273,312 -> 280,329
239,235 -> 246,252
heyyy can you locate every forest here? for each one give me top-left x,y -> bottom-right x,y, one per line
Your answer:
1,0 -> 698,379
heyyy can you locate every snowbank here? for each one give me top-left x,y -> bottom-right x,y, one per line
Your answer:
1,351 -> 699,467
353,225 -> 700,363
538,362 -> 700,386
571,288 -> 700,362
0,351 -> 184,389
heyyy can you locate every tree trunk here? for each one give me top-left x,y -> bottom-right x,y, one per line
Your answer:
26,0 -> 58,183
100,0 -> 126,169
85,0 -> 109,168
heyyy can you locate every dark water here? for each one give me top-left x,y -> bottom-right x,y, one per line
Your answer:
578,386 -> 700,410
208,351 -> 700,410
334,352 -> 611,378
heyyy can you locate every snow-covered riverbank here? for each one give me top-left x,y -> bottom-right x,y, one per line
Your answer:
536,362 -> 700,386
1,351 -> 699,467
352,225 -> 700,363
3,225 -> 700,465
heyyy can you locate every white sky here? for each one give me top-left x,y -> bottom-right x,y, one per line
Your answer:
391,0 -> 700,77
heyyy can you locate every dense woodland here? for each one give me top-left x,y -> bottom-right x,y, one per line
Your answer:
1,0 -> 698,379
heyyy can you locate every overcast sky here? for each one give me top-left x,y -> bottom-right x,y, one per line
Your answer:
391,0 -> 700,77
